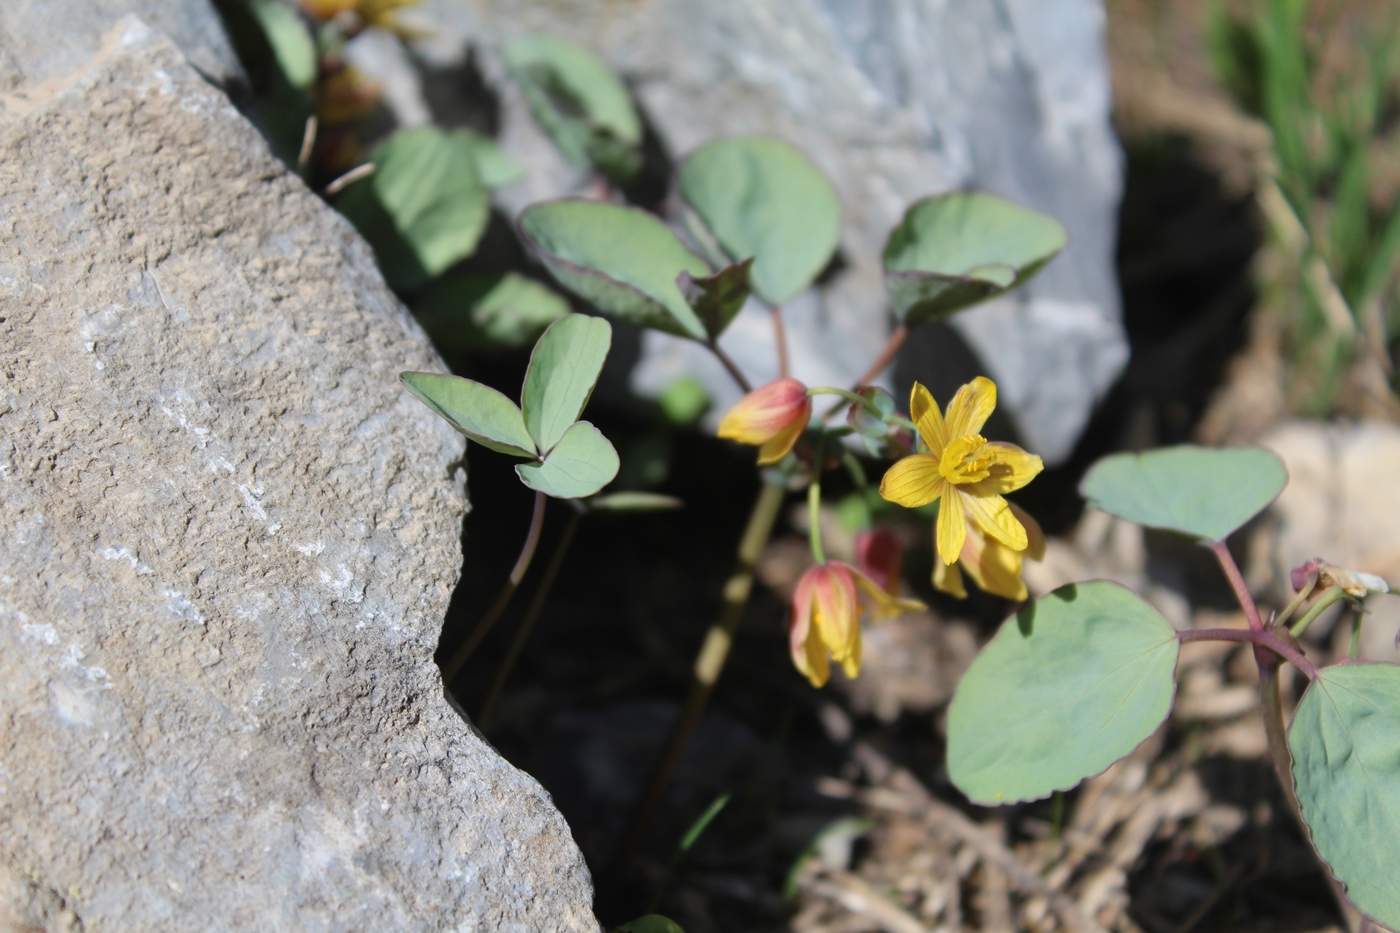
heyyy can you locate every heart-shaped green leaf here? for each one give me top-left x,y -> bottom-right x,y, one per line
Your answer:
456,130 -> 523,189
883,192 -> 1066,325
678,259 -> 753,339
516,420 -> 619,499
947,581 -> 1180,805
678,137 -> 841,304
521,314 -> 612,454
1290,663 -> 1400,930
504,34 -> 641,180
519,200 -> 711,340
414,273 -> 570,352
400,372 -> 536,458
336,127 -> 489,291
1080,446 -> 1288,542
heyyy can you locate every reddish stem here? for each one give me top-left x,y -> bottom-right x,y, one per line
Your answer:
770,305 -> 789,379
1208,540 -> 1264,631
1177,627 -> 1318,679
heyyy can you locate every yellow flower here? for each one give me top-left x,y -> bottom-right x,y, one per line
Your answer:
879,378 -> 1043,566
717,378 -> 812,465
790,561 -> 925,688
934,503 -> 1046,601
301,0 -> 423,37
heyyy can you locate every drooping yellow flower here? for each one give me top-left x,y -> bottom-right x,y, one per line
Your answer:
790,561 -> 926,688
934,503 -> 1046,601
879,378 -> 1043,566
717,377 -> 812,465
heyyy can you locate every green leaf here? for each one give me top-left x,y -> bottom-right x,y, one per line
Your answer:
456,130 -> 523,189
614,917 -> 685,933
336,127 -> 489,291
521,314 -> 612,454
679,794 -> 729,853
883,192 -> 1067,325
415,273 -> 570,351
678,259 -> 753,339
1290,663 -> 1400,930
519,200 -> 711,339
678,137 -> 841,304
248,0 -> 316,90
503,34 -> 642,180
947,582 -> 1180,805
516,420 -> 619,499
400,372 -> 536,458
1079,445 -> 1288,542
847,387 -> 895,440
588,491 -> 683,512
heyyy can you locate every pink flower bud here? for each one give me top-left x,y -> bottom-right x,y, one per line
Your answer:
855,527 -> 903,595
717,378 -> 812,465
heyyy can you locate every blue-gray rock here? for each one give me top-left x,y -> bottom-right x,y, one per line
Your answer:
406,0 -> 1126,464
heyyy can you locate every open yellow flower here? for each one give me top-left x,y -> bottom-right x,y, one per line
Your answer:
879,378 -> 1043,566
790,561 -> 925,688
934,503 -> 1046,601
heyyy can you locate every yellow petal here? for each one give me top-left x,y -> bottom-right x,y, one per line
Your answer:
964,442 -> 1043,496
851,568 -> 927,620
933,558 -> 967,598
909,382 -> 948,456
756,409 -> 809,464
839,629 -> 862,680
1010,503 -> 1047,562
789,571 -> 828,687
936,489 -> 967,565
961,492 -> 1028,551
944,376 -> 997,439
879,455 -> 944,508
813,565 -> 859,665
961,530 -> 1029,601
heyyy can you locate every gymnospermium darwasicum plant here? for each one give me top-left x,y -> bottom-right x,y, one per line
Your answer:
234,11 -> 1400,927
486,36 -> 1400,930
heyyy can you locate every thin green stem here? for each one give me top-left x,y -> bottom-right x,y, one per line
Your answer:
442,490 -> 548,683
809,386 -> 884,417
612,480 -> 787,877
1349,607 -> 1363,660
1273,574 -> 1317,628
842,451 -> 869,490
808,435 -> 827,564
1289,587 -> 1347,638
1208,540 -> 1264,631
476,508 -> 584,729
1177,627 -> 1318,679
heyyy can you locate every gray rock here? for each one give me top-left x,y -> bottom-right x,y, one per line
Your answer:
0,19 -> 598,932
405,0 -> 1125,464
0,0 -> 244,92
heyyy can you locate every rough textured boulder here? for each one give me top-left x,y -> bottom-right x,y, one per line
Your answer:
403,0 -> 1125,463
0,19 -> 598,932
0,0 -> 243,91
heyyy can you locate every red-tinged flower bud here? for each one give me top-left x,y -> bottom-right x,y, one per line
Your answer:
717,378 -> 812,465
1291,557 -> 1323,593
855,527 -> 903,595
